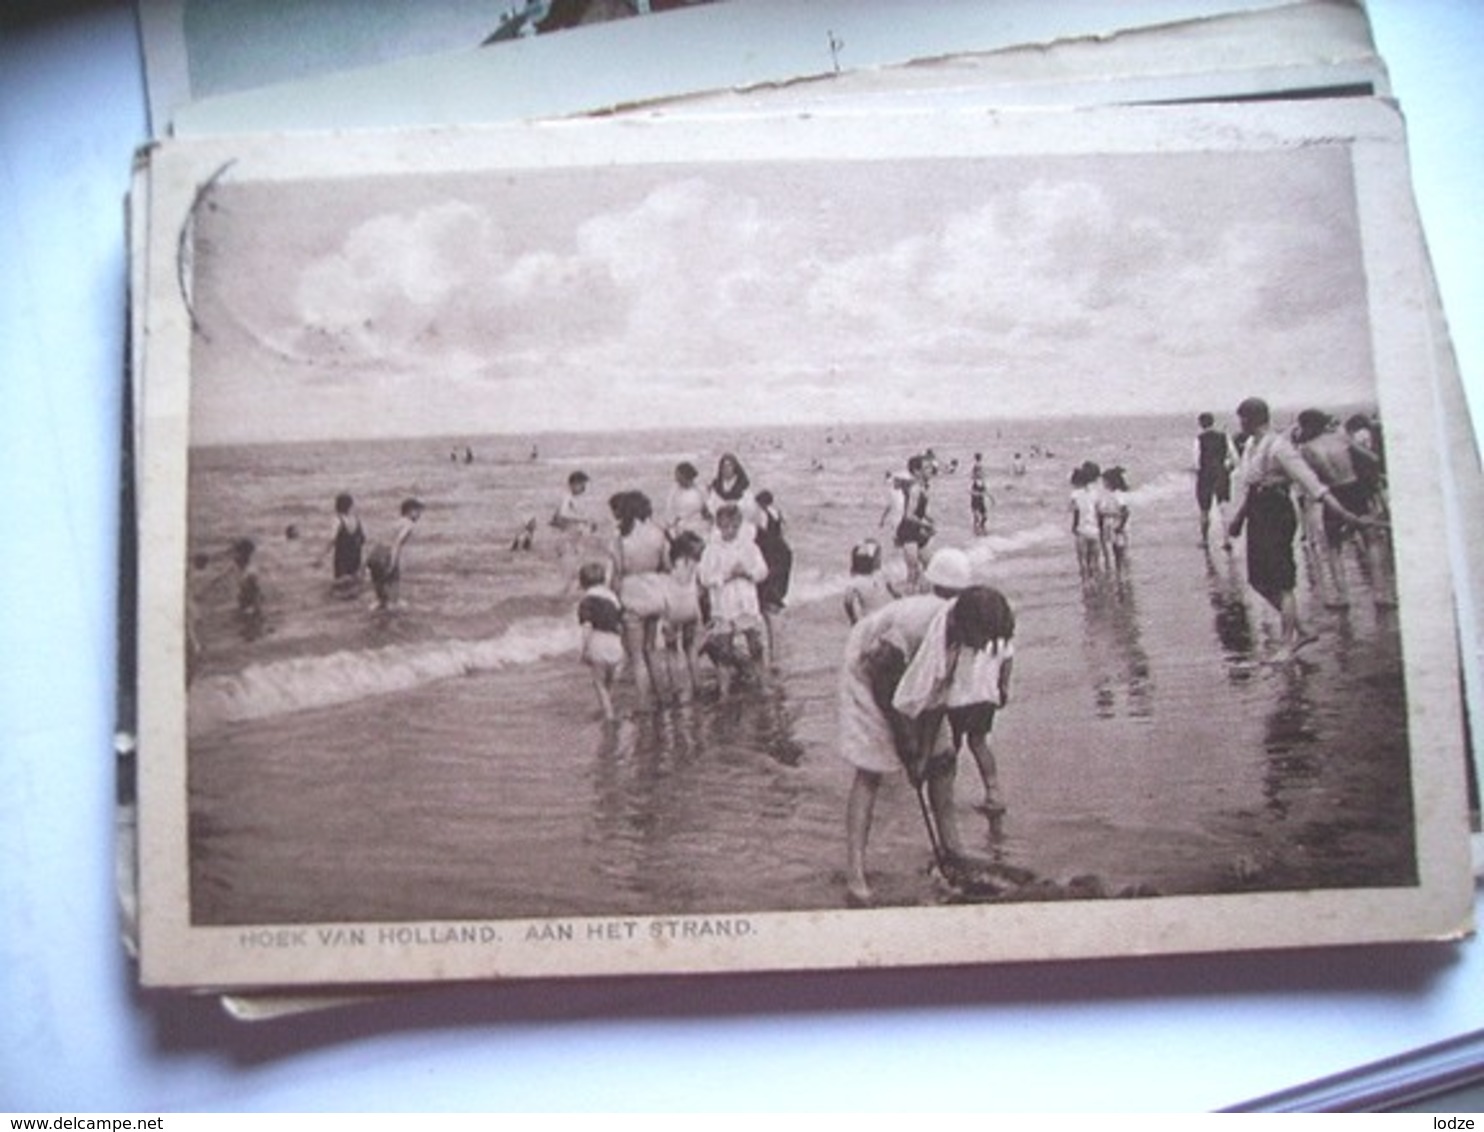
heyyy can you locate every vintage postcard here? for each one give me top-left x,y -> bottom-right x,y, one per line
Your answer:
164,0 -> 1306,136
137,0 -> 722,134
133,99 -> 1472,990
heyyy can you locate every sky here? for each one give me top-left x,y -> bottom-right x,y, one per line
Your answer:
188,142 -> 1375,445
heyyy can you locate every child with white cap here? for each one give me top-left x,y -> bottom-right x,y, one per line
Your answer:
838,544 -> 978,905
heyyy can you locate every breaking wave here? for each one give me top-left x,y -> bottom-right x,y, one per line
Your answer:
189,617 -> 575,737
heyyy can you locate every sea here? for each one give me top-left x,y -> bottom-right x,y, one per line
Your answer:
185,411 -> 1415,924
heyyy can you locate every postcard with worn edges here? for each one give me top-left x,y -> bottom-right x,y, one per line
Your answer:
133,98 -> 1473,990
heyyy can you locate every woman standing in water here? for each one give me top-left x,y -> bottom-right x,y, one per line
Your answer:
315,492 -> 365,596
609,490 -> 670,700
665,461 -> 710,540
753,489 -> 792,613
706,452 -> 756,526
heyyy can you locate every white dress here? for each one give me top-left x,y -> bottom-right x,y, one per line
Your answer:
698,532 -> 768,630
837,594 -> 951,774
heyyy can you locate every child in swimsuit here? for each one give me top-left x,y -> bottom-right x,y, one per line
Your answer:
510,517 -> 537,552
1097,467 -> 1131,574
969,454 -> 994,537
843,539 -> 898,625
576,561 -> 624,722
944,586 -> 1016,815
366,498 -> 423,611
551,470 -> 595,595
663,530 -> 705,699
229,538 -> 265,640
1069,463 -> 1103,582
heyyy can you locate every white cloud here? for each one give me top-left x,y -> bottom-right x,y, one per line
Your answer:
191,149 -> 1373,442
293,202 -> 498,358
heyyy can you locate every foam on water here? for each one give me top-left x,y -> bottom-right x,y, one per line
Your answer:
187,427 -> 1200,733
190,471 -> 1198,734
189,616 -> 576,737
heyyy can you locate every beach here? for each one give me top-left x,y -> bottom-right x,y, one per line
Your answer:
185,412 -> 1414,924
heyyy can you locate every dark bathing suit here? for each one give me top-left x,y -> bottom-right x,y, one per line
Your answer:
1195,428 -> 1231,511
1245,484 -> 1298,610
894,482 -> 933,548
333,514 -> 365,579
1322,480 -> 1372,547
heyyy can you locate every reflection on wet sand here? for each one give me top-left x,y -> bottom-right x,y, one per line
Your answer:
586,678 -> 819,911
1203,547 -> 1257,680
1193,538 -> 1417,889
1259,661 -> 1322,821
1079,572 -> 1154,719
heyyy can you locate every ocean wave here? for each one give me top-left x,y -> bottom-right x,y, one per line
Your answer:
1127,468 -> 1196,504
189,617 -> 575,737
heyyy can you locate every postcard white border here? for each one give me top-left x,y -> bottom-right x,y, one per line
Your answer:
136,99 -> 1474,989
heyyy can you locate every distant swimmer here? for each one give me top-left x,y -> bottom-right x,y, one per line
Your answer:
510,517 -> 537,552
366,497 -> 423,612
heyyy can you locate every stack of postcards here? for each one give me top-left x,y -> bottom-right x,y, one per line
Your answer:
122,0 -> 1480,1016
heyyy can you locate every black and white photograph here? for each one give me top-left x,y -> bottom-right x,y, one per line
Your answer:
134,99 -> 1473,989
